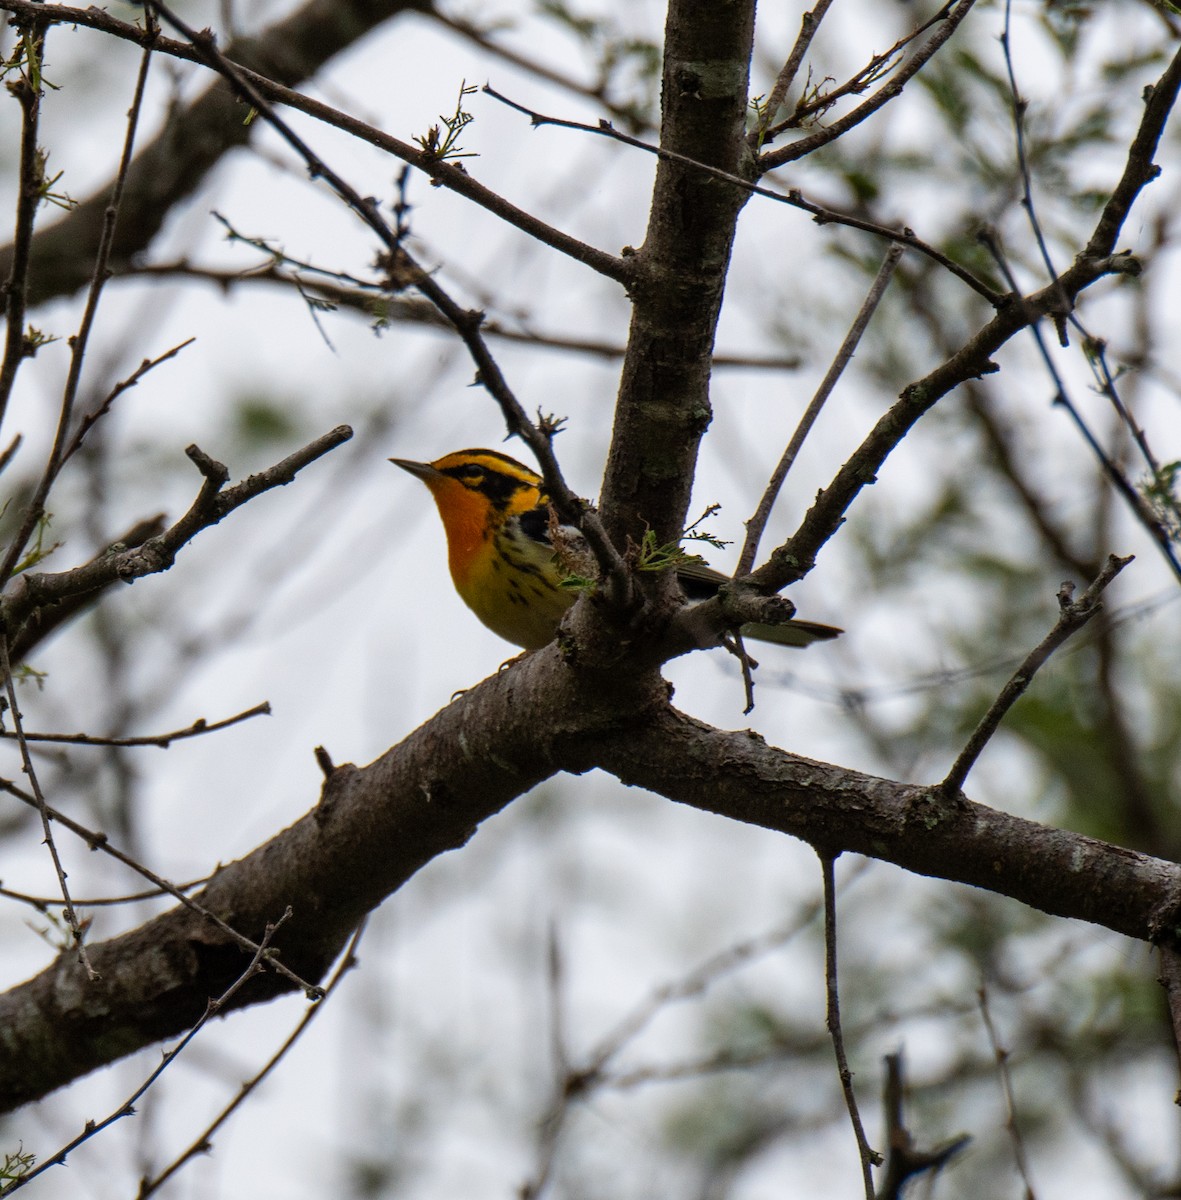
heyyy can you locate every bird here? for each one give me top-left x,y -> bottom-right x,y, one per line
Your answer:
392,448 -> 841,653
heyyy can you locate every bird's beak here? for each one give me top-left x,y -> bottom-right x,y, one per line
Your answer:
390,457 -> 441,482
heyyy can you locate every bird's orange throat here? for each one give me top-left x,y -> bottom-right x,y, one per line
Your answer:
423,475 -> 496,588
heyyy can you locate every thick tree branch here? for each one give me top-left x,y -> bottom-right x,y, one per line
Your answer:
599,0 -> 756,555
2,648 -> 1179,1113
592,706 -> 1181,943
0,649 -> 664,1112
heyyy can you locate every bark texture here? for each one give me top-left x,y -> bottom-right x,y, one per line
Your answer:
2,649 -> 1179,1113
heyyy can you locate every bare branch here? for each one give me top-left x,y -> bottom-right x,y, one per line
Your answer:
522,878 -> 861,1196
758,0 -> 979,170
0,12 -> 50,428
1084,41 -> 1181,263
121,262 -> 802,369
2,911 -> 293,1197
0,878 -> 207,911
941,556 -> 1133,796
59,337 -> 196,468
0,702 -> 270,749
876,1051 -> 970,1200
0,1 -> 633,288
749,0 -> 836,147
134,923 -> 365,1200
0,634 -> 97,980
2,644 -> 1181,1112
430,11 -> 655,133
0,0 -> 425,305
821,853 -> 880,1198
1157,945 -> 1181,1090
738,243 -> 902,575
978,984 -> 1039,1200
752,248 -> 1142,595
484,85 -> 1000,303
760,1 -> 963,145
978,230 -> 1181,586
0,29 -> 155,591
592,699 -> 1181,945
1,426 -> 351,639
0,774 -> 323,998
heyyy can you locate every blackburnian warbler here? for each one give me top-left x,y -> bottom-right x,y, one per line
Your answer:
392,449 -> 841,652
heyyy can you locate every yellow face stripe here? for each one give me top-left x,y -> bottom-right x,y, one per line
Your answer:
413,451 -> 545,589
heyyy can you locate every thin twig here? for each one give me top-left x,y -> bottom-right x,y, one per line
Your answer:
750,0 -> 836,146
1,911 -> 293,1197
751,261 -> 1146,597
779,184 -> 1000,305
0,433 -> 21,477
134,921 -> 365,1199
0,775 -> 323,998
0,701 -> 269,748
0,635 -> 97,979
758,0 -> 978,170
430,11 -> 654,133
978,230 -> 1181,587
520,884 -> 858,1198
732,631 -> 758,715
519,924 -> 570,1200
109,0 -> 631,287
999,0 -> 1070,321
484,84 -> 1001,305
0,14 -> 49,430
602,1037 -> 831,1090
0,877 -> 207,910
59,337 -> 195,467
124,261 -> 804,370
941,554 -> 1132,795
738,243 -> 903,576
0,0 -> 478,308
978,983 -> 1038,1200
1080,334 -> 1163,477
0,25 -> 156,592
821,853 -> 880,1198
760,0 -> 961,148
754,587 -> 1177,710
583,888 -> 841,1079
1,427 -> 353,640
745,46 -> 1178,594
1000,0 -> 1175,539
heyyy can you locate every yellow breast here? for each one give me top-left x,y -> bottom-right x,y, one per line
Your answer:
453,521 -> 574,650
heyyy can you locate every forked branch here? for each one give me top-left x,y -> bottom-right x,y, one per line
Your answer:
1,426 -> 353,642
941,554 -> 1133,796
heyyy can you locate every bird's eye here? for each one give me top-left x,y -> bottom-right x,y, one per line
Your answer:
460,465 -> 485,480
